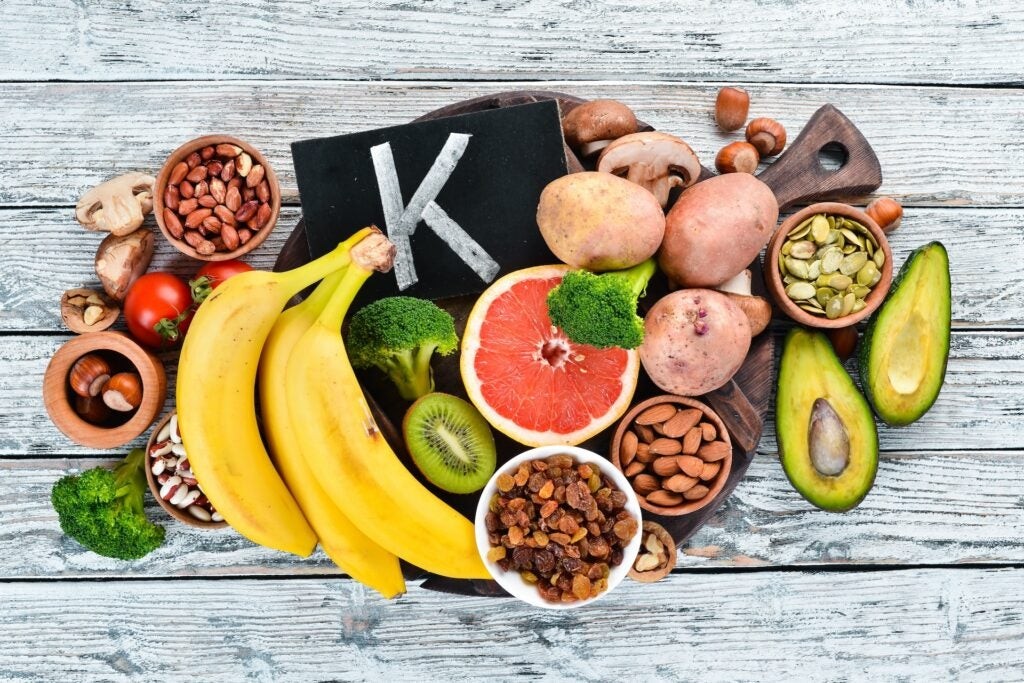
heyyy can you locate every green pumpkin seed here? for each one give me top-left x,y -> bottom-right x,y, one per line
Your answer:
873,249 -> 885,268
816,274 -> 834,288
825,295 -> 844,319
786,257 -> 810,279
851,284 -> 871,299
790,240 -> 817,259
810,215 -> 830,243
778,253 -> 787,275
807,259 -> 822,280
816,287 -> 835,307
840,252 -> 868,276
786,281 -> 817,301
840,228 -> 863,247
803,296 -> 825,310
828,274 -> 853,291
783,274 -> 798,286
841,291 -> 856,317
826,229 -> 841,245
781,240 -> 793,256
852,299 -> 866,313
798,303 -> 826,316
857,262 -> 881,287
821,248 -> 843,274
842,244 -> 857,254
826,216 -> 836,230
788,217 -> 815,240
865,239 -> 875,257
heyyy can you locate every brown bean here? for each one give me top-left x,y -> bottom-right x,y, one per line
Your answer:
221,223 -> 240,251
200,145 -> 215,161
198,194 -> 218,208
194,180 -> 209,198
246,164 -> 265,188
220,158 -> 236,182
186,165 -> 207,183
209,178 -> 226,204
251,202 -> 272,230
202,216 -> 222,234
235,200 -> 258,223
185,151 -> 202,169
237,228 -> 253,245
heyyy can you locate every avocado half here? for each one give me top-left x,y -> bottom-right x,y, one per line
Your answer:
858,242 -> 951,426
777,328 -> 878,511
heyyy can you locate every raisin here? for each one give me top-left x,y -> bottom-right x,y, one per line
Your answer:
613,518 -> 638,541
610,548 -> 624,566
587,563 -> 606,580
610,490 -> 628,509
549,532 -> 572,546
485,512 -> 499,532
572,574 -> 592,600
578,464 -> 593,479
534,550 -> 556,574
540,500 -> 558,518
557,515 -> 579,535
507,497 -> 526,512
486,546 -> 506,562
566,481 -> 589,510
499,510 -> 518,527
512,546 -> 534,570
563,543 -> 581,559
527,472 -> 546,492
587,522 -> 602,537
496,473 -> 515,492
538,479 -> 555,499
588,537 -> 610,559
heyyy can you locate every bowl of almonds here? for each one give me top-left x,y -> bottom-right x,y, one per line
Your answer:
610,395 -> 732,516
153,135 -> 280,261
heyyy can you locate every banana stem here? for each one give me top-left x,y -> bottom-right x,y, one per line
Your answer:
298,268 -> 347,314
278,227 -> 376,293
318,260 -> 374,332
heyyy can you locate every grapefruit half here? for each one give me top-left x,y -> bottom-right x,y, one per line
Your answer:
461,265 -> 640,446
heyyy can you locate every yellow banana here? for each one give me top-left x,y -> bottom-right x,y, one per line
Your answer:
287,233 -> 489,579
259,270 -> 406,598
177,228 -> 377,556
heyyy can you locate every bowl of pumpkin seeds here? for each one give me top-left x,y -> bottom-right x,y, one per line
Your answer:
765,202 -> 893,329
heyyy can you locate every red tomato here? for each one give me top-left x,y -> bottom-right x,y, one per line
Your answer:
191,260 -> 254,304
123,273 -> 194,349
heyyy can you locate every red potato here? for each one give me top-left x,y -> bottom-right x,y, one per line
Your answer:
536,172 -> 665,271
640,289 -> 751,396
658,173 -> 778,287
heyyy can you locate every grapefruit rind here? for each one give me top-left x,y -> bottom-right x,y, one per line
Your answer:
461,265 -> 640,447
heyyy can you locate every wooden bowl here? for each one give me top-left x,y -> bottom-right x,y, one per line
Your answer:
153,134 -> 280,261
145,411 -> 227,529
42,332 -> 166,449
765,202 -> 893,329
610,395 -> 732,517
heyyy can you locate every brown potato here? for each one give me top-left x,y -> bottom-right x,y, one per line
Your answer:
536,172 -> 664,271
658,174 -> 778,287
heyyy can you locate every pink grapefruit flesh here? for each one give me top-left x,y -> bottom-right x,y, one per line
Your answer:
461,265 -> 640,446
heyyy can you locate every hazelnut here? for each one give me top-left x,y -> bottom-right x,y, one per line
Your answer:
715,141 -> 760,175
745,117 -> 787,157
866,197 -> 903,233
74,394 -> 111,425
714,87 -> 749,132
68,354 -> 111,398
102,372 -> 142,412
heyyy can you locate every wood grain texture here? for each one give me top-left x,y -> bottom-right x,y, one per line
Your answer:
1,0 -> 1022,85
3,448 -> 1022,579
2,82 -> 1023,207
1,569 -> 1021,680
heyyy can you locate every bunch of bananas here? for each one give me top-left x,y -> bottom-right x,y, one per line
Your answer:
176,228 -> 488,598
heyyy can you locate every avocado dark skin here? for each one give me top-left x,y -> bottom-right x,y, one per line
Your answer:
858,242 -> 951,427
776,328 -> 878,512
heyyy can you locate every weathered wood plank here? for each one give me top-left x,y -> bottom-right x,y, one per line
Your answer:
2,449 -> 1022,579
0,569 -> 1021,680
2,82 -> 1023,207
1,206 -> 1014,333
2,331 -> 1017,457
1,0 -> 1022,85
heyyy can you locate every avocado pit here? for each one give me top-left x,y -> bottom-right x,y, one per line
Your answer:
807,397 -> 850,477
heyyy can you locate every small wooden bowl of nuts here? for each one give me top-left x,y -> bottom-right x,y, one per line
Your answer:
765,202 -> 893,329
145,411 -> 226,529
42,331 -> 166,449
610,395 -> 732,516
153,135 -> 280,261
628,521 -> 676,583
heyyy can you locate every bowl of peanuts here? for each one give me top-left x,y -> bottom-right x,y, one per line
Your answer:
610,395 -> 733,516
153,135 -> 280,261
475,445 -> 642,609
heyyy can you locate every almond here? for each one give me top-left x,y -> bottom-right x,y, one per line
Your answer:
619,431 -> 638,466
163,208 -> 184,238
176,198 -> 198,217
661,408 -> 702,438
225,186 -> 242,212
635,442 -> 653,464
216,143 -> 242,158
632,474 -> 660,496
662,474 -> 698,493
184,208 -> 213,229
700,461 -> 721,481
697,441 -> 731,462
683,484 -> 710,501
651,456 -> 680,477
649,437 -> 682,456
635,423 -> 655,444
682,427 -> 703,454
635,403 -> 677,425
701,421 -> 717,441
646,490 -> 683,507
169,161 -> 189,185
676,455 -> 704,478
624,461 -> 646,478
246,164 -> 265,188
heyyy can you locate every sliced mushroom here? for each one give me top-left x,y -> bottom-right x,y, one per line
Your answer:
715,269 -> 773,336
94,228 -> 155,301
561,99 -> 639,158
597,132 -> 701,208
75,172 -> 155,236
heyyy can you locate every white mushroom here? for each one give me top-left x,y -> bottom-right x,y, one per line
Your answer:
597,132 -> 702,208
75,172 -> 155,236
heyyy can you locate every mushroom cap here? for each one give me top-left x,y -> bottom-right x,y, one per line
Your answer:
562,99 -> 639,148
640,288 -> 751,396
659,173 -> 779,288
596,132 -> 702,207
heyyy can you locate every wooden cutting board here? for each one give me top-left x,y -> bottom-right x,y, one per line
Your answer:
274,90 -> 881,596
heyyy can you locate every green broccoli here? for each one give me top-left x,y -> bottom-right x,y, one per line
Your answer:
547,258 -> 658,350
51,448 -> 165,560
346,296 -> 459,400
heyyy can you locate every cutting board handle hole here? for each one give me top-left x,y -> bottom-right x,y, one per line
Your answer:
817,142 -> 849,172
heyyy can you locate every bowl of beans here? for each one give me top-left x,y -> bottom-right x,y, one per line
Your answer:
475,445 -> 642,609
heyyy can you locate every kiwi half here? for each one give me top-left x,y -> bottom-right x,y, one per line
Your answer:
402,392 -> 496,494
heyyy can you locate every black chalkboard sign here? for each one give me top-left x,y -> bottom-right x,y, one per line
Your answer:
291,100 -> 568,301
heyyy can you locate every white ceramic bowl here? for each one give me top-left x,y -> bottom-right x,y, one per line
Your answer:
474,445 -> 643,609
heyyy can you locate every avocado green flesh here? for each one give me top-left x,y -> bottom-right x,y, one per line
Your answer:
777,328 -> 878,512
859,242 -> 951,427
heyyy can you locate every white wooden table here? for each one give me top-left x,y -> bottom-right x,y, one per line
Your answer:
2,2 -> 1023,680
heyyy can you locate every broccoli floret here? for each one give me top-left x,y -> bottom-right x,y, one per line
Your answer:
346,296 -> 459,400
547,259 -> 658,350
51,448 -> 165,560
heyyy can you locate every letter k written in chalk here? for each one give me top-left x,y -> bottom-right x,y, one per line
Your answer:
371,133 -> 500,291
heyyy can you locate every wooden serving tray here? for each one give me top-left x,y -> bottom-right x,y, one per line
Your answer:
274,91 -> 881,596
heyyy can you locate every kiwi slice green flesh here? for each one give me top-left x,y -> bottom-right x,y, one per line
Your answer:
402,392 -> 497,494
